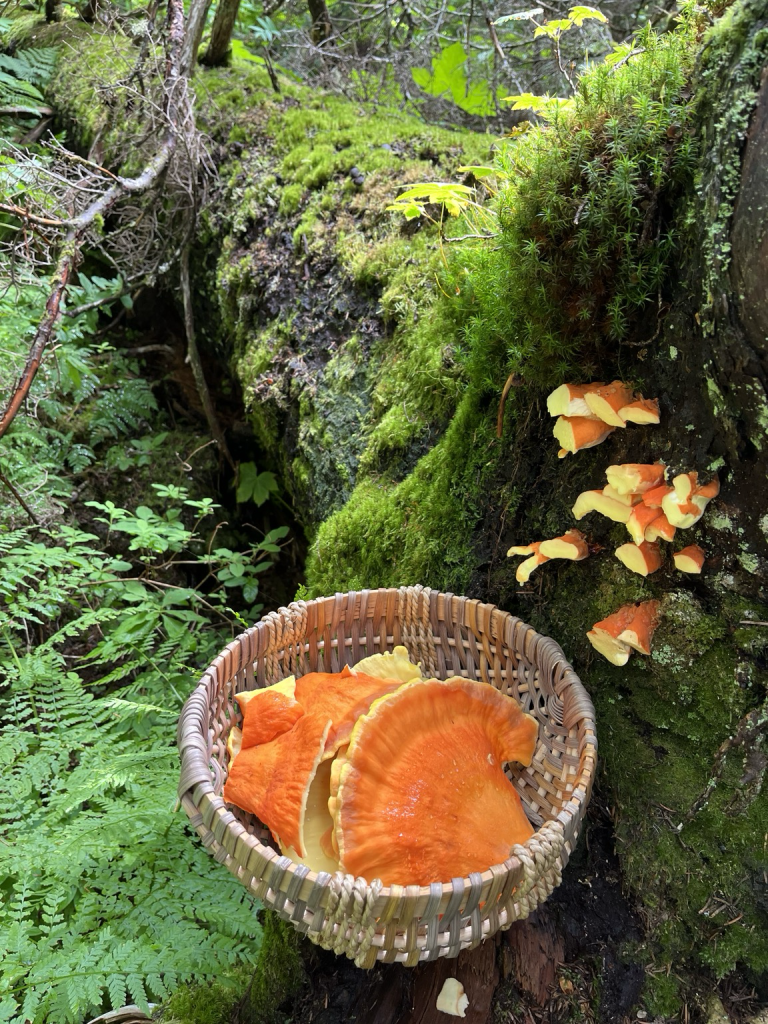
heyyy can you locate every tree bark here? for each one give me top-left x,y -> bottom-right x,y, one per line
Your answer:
307,0 -> 333,45
182,0 -> 212,73
200,0 -> 242,67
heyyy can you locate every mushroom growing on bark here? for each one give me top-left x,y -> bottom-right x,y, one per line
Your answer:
674,544 -> 706,573
553,415 -> 615,456
583,380 -> 635,426
507,542 -> 550,584
605,463 -> 666,495
572,489 -> 633,524
618,397 -> 661,424
662,473 -> 720,528
587,600 -> 661,664
615,540 -> 663,576
436,979 -> 469,1018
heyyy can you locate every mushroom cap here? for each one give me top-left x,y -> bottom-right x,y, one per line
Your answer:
586,628 -> 632,666
583,381 -> 634,427
553,415 -> 615,454
515,550 -> 550,584
223,713 -> 332,857
616,600 -> 661,655
279,756 -> 340,874
332,677 -> 538,886
626,504 -> 665,546
605,463 -> 666,496
573,489 -> 633,524
546,382 -> 605,418
673,544 -> 706,573
225,668 -> 411,856
539,529 -> 589,560
618,397 -> 660,424
615,540 -> 663,576
237,676 -> 304,749
351,645 -> 422,683
293,668 -> 407,758
645,512 -> 676,543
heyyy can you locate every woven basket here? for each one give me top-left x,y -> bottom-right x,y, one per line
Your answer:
177,586 -> 597,967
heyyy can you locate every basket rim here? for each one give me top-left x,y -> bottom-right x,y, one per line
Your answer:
177,586 -> 598,901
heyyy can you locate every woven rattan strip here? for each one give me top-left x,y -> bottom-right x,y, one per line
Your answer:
177,587 -> 597,965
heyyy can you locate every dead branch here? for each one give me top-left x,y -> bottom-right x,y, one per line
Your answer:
180,244 -> 235,471
0,0 -> 188,441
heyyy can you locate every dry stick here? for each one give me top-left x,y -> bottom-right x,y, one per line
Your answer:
0,466 -> 40,525
180,244 -> 236,471
0,0 -> 186,443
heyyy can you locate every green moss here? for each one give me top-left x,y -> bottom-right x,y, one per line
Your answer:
164,913 -> 305,1024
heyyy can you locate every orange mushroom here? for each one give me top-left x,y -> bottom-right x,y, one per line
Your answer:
618,397 -> 661,425
662,473 -> 720,529
673,544 -> 706,573
538,529 -> 589,561
572,489 -> 633,524
586,604 -> 636,665
587,600 -> 661,663
583,381 -> 635,427
616,599 -> 661,655
331,677 -> 538,886
605,463 -> 666,496
602,484 -> 643,506
645,512 -> 676,543
553,415 -> 615,456
237,675 -> 304,750
615,540 -> 663,576
507,542 -> 550,585
626,504 -> 666,546
224,668 -> 410,856
642,482 -> 674,509
546,382 -> 605,418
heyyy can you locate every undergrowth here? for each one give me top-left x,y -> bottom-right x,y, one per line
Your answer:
0,274 -> 282,1022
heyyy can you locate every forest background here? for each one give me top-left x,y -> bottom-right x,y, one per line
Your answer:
1,0 -> 767,1021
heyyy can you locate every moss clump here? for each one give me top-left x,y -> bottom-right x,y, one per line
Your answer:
461,23 -> 698,390
164,912 -> 305,1024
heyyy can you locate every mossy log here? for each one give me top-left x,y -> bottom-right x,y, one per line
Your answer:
43,4 -> 768,1019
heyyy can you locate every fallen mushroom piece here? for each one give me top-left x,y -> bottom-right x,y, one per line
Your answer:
615,540 -> 663,576
237,676 -> 304,749
350,645 -> 422,682
583,381 -> 634,427
573,489 -> 633,524
539,529 -> 589,560
618,397 -> 661,425
553,415 -> 615,455
645,512 -> 676,543
332,677 -> 538,886
436,979 -> 469,1018
673,544 -> 706,573
626,504 -> 665,545
616,600 -> 661,655
546,382 -> 605,418
605,463 -> 666,496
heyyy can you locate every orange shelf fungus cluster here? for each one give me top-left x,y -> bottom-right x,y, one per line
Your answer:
223,648 -> 539,886
546,380 -> 660,457
509,382 -> 722,664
